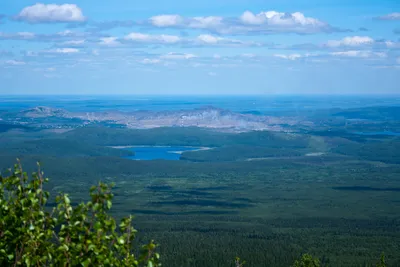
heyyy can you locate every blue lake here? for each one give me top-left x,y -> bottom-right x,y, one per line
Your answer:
122,146 -> 202,160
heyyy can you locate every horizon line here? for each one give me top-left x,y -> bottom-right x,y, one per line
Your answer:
2,94 -> 400,97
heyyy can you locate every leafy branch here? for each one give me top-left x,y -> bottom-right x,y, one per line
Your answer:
0,160 -> 161,267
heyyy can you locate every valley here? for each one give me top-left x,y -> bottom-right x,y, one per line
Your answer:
1,97 -> 400,266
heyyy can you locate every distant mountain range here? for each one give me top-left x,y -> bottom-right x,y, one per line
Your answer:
0,106 -> 310,132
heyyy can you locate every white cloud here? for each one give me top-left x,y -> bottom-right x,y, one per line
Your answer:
122,32 -> 260,47
208,72 -> 217,76
195,34 -> 261,47
150,15 -> 223,28
63,40 -> 85,45
188,16 -> 223,29
25,51 -> 38,57
57,30 -> 74,36
376,13 -> 400,20
159,35 -> 181,43
0,32 -> 36,40
16,3 -> 85,23
140,59 -> 161,64
34,67 -> 56,72
331,50 -> 387,58
17,32 -> 36,39
150,15 -> 183,27
99,37 -> 120,46
233,11 -> 333,34
382,41 -> 400,49
48,48 -> 80,54
160,52 -> 196,60
274,54 -> 302,60
125,33 -> 152,42
385,41 -> 395,47
240,11 -> 266,25
290,37 -> 399,51
124,33 -> 181,44
148,11 -> 339,35
326,36 -> 374,47
240,11 -> 324,27
5,60 -> 26,65
197,34 -> 222,44
241,53 -> 257,58
0,30 -> 95,45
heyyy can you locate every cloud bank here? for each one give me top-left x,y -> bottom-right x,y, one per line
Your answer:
16,3 -> 85,23
147,11 -> 344,34
376,13 -> 400,20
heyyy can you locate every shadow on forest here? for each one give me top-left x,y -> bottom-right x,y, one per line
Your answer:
151,199 -> 254,208
131,209 -> 238,215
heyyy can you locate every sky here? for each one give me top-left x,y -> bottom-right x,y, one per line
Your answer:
0,0 -> 399,95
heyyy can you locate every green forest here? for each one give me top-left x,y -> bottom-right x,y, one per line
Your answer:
0,162 -> 392,266
1,124 -> 399,266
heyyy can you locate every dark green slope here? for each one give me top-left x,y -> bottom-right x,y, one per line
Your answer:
0,139 -> 134,158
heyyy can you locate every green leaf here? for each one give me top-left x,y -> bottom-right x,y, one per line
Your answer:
81,259 -> 91,267
64,195 -> 71,205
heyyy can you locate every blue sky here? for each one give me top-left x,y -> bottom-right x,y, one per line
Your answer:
0,0 -> 399,95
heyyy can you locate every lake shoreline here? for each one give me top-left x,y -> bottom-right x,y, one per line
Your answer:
110,145 -> 212,150
111,145 -> 214,160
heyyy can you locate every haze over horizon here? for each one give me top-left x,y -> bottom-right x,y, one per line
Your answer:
1,0 -> 399,95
